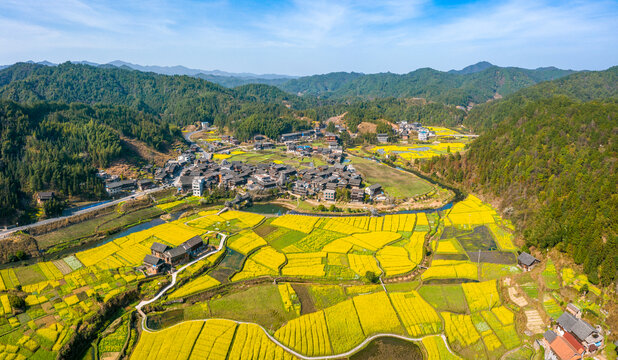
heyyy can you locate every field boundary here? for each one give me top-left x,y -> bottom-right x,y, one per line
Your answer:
134,230 -> 459,359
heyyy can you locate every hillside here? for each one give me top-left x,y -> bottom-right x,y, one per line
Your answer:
465,66 -> 618,130
277,64 -> 575,106
0,63 -> 313,140
420,70 -> 618,285
0,101 -> 179,224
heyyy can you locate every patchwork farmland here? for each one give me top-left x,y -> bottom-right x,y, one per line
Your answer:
0,194 -> 605,360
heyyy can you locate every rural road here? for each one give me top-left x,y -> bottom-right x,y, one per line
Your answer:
0,185 -> 171,239
0,130 -> 207,239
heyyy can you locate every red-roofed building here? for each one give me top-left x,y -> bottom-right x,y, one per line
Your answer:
550,336 -> 582,360
563,332 -> 585,355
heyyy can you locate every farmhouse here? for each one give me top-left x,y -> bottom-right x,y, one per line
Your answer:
517,252 -> 540,271
543,330 -> 582,360
181,236 -> 204,254
566,303 -> 582,319
150,242 -> 170,258
365,184 -> 382,197
376,133 -> 389,143
138,179 -> 155,191
350,188 -> 365,202
36,191 -> 55,205
164,247 -> 189,266
143,255 -> 166,275
555,312 -> 604,354
106,179 -> 137,195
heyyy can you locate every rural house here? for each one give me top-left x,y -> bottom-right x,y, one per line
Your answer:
36,191 -> 55,205
517,252 -> 540,271
181,236 -> 204,254
566,303 -> 582,319
323,189 -> 336,201
143,254 -> 166,275
164,247 -> 189,266
150,242 -> 170,258
555,312 -> 605,354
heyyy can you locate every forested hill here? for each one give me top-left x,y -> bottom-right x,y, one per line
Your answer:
0,63 -> 318,140
464,66 -> 618,130
421,70 -> 618,285
277,64 -> 575,106
0,101 -> 179,223
0,62 -> 313,126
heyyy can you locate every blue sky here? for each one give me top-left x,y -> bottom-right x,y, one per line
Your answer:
1,0 -> 617,75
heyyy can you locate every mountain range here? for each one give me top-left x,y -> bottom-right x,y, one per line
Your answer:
1,60 -> 577,106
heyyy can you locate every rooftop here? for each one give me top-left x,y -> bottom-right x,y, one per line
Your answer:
517,252 -> 539,266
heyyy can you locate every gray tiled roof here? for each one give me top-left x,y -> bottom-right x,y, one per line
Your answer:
143,254 -> 163,267
571,319 -> 596,341
517,252 -> 539,266
150,242 -> 169,253
165,247 -> 187,258
544,330 -> 557,343
557,312 -> 578,332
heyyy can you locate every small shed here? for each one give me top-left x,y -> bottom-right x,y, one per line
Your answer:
566,303 -> 582,319
517,252 -> 540,271
37,191 -> 55,205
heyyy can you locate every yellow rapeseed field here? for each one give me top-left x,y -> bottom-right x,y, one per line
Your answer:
324,300 -> 366,353
278,283 -> 301,315
319,218 -> 368,234
231,259 -> 276,281
190,320 -> 237,359
321,238 -> 354,253
462,280 -> 500,312
347,254 -> 381,276
421,336 -> 462,360
421,260 -> 478,280
227,230 -> 267,255
342,231 -> 401,251
353,292 -> 403,335
228,323 -> 298,360
274,310 -> 332,356
282,253 -> 326,277
271,215 -> 319,233
251,246 -> 286,271
442,312 -> 481,347
389,291 -> 441,336
376,246 -> 415,276
168,275 -> 220,299
219,211 -> 264,227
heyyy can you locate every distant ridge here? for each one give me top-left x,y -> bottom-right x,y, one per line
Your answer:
3,60 -> 297,80
106,60 -> 296,79
448,61 -> 494,74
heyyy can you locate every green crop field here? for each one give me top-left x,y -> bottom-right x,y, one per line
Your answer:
209,285 -> 297,331
419,284 -> 469,313
349,156 -> 434,198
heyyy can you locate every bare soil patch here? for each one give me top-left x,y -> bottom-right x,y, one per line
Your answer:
357,122 -> 377,133
291,283 -> 316,315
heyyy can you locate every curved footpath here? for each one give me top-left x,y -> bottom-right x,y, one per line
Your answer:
134,231 -> 459,360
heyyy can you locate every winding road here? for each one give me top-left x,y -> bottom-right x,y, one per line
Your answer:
134,228 -> 459,360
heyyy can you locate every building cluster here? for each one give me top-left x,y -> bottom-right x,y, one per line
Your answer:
142,236 -> 210,275
99,172 -> 157,195
172,159 -> 297,195
395,121 -> 436,141
285,141 -> 344,164
542,304 -> 605,360
291,164 -> 382,203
